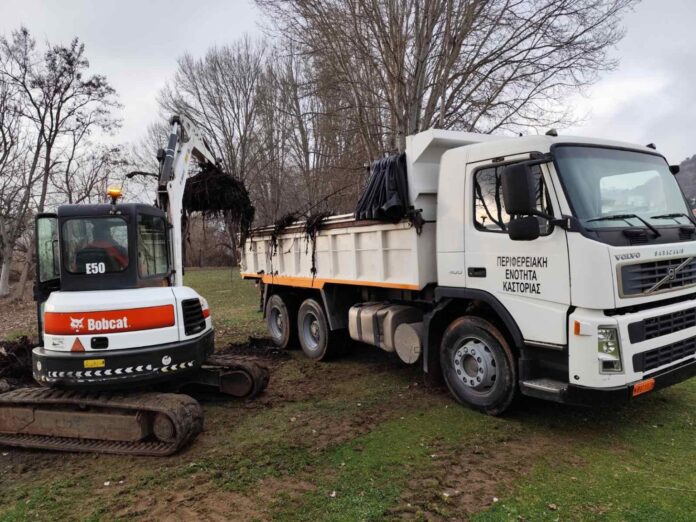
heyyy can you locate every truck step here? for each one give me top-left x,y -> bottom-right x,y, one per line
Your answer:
520,378 -> 568,403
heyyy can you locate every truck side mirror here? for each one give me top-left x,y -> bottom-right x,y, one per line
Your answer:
508,216 -> 540,241
501,163 -> 537,215
501,163 -> 542,240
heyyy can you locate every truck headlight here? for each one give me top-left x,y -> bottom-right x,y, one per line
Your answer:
598,327 -> 622,373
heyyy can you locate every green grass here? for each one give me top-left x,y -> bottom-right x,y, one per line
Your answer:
1,268 -> 695,521
3,330 -> 33,342
184,267 -> 266,343
473,384 -> 696,522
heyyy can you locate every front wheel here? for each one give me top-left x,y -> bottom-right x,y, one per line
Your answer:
297,298 -> 346,361
440,316 -> 517,416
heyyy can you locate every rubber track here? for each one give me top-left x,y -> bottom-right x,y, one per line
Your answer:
0,388 -> 203,456
202,355 -> 270,399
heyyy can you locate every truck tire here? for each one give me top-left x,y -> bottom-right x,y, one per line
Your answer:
266,294 -> 297,349
440,316 -> 517,416
297,298 -> 345,361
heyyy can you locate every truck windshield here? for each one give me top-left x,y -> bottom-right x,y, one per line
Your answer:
553,146 -> 691,230
63,217 -> 129,274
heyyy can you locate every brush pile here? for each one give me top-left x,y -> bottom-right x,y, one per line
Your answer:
183,163 -> 255,242
270,212 -> 299,255
304,210 -> 333,275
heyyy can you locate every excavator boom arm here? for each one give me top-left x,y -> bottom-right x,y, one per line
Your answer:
158,115 -> 218,287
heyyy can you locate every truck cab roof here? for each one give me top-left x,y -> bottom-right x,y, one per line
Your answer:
461,134 -> 663,165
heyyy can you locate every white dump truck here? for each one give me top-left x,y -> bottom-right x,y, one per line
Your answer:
241,129 -> 696,414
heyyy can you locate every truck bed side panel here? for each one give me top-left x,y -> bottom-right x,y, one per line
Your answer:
242,220 -> 436,291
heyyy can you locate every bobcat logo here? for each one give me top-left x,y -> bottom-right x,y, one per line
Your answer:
69,317 -> 84,332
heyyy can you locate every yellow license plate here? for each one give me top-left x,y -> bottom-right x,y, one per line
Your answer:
83,359 -> 105,369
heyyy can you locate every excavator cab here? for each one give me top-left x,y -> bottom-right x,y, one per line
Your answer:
29,192 -> 218,390
34,203 -> 172,341
53,203 -> 171,292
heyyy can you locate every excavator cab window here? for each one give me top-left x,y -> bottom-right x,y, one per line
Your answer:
63,217 -> 129,274
36,215 -> 60,283
137,213 -> 170,278
34,214 -> 60,343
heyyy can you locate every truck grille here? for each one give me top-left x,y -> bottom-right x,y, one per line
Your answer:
627,306 -> 696,342
620,257 -> 696,296
181,298 -> 206,336
633,337 -> 696,372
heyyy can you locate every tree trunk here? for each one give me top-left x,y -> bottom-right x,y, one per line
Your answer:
12,241 -> 33,302
0,251 -> 11,297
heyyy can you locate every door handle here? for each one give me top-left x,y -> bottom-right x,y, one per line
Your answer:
468,267 -> 486,278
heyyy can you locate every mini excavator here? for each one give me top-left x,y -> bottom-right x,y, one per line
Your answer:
0,115 -> 268,456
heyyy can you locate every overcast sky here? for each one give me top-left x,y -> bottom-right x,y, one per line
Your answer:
1,0 -> 694,163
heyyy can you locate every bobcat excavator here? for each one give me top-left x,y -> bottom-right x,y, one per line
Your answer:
0,115 -> 268,456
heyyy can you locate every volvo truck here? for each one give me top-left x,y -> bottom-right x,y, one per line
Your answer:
241,129 -> 696,414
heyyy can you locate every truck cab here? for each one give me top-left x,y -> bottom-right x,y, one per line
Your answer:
433,135 -> 696,406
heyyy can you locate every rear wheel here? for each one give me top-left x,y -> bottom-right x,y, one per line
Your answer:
266,294 -> 296,349
440,316 -> 517,416
297,298 -> 346,361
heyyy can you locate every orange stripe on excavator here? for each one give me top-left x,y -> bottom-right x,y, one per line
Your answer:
44,305 -> 176,335
240,273 -> 420,291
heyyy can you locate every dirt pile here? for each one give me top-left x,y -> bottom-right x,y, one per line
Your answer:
0,336 -> 34,390
218,337 -> 291,361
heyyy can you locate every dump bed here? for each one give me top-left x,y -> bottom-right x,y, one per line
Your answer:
241,214 -> 435,291
241,129 -> 500,291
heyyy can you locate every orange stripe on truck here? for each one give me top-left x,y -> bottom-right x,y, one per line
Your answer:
44,305 -> 175,335
240,273 -> 420,291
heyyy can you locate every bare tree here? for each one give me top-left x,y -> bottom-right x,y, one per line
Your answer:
258,0 -> 636,151
159,37 -> 267,185
0,81 -> 35,296
51,140 -> 123,205
272,49 -> 367,215
0,27 -> 120,298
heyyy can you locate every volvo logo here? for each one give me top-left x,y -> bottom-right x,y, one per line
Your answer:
667,268 -> 677,281
614,252 -> 641,261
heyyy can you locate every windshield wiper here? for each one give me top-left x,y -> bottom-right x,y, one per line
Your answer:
586,213 -> 661,236
650,212 -> 695,224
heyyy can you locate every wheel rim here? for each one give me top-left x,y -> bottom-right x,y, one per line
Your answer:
452,337 -> 497,392
302,311 -> 321,352
269,305 -> 284,340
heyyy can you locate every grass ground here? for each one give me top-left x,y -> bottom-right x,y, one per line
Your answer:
0,268 -> 694,521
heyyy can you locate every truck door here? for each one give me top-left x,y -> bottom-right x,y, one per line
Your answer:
465,161 -> 570,346
34,214 -> 60,344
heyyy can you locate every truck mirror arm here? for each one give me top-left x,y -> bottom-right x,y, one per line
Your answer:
527,210 -> 581,232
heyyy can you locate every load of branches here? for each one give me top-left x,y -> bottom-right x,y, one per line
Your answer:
270,212 -> 300,255
304,210 -> 333,276
183,163 -> 255,244
266,210 -> 333,276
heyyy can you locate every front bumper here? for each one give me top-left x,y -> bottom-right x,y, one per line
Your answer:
33,330 -> 214,389
565,357 -> 696,407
